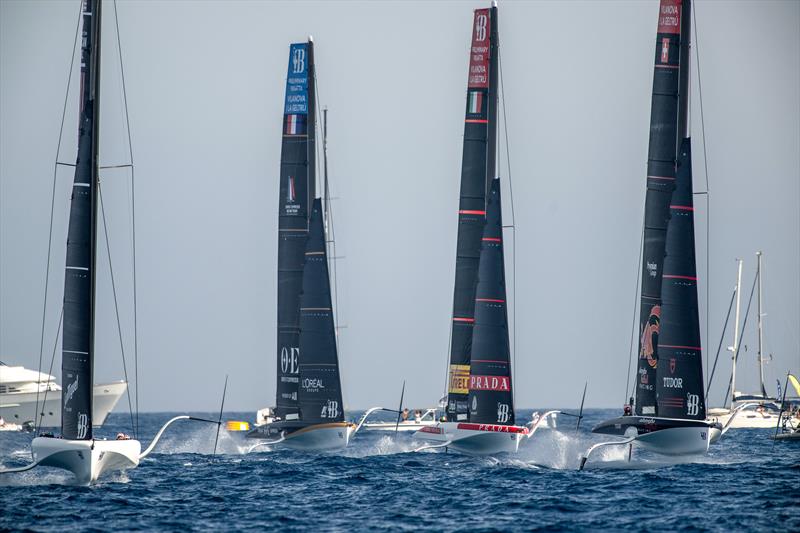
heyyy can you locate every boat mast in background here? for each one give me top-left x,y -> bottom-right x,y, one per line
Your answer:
729,259 -> 743,410
756,251 -> 768,398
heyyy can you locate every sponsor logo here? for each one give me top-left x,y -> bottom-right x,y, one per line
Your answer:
662,376 -> 683,389
497,403 -> 510,423
469,375 -> 510,391
286,176 -> 296,203
302,378 -> 324,391
77,412 -> 89,439
686,393 -> 700,416
639,417 -> 656,424
700,431 -> 707,441
669,357 -> 676,374
640,305 -> 660,369
321,400 -> 339,419
448,364 -> 470,395
658,0 -> 681,34
474,13 -> 488,42
280,392 -> 298,401
471,395 -> 478,411
661,37 -> 670,63
64,375 -> 79,408
280,346 -> 299,375
647,261 -> 658,278
641,406 -> 656,415
292,47 -> 305,73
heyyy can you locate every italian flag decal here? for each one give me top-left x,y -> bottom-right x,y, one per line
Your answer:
468,91 -> 483,114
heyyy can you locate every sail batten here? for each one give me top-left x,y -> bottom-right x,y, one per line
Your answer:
275,41 -> 316,419
61,0 -> 101,441
446,5 -> 498,422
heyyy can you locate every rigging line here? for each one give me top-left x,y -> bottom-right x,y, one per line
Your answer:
723,269 -> 758,406
98,180 -> 136,437
36,307 -> 64,435
56,162 -> 77,167
498,47 -> 516,400
625,203 -> 646,404
706,286 -> 736,399
113,0 -> 139,437
35,1 -> 83,434
693,2 -> 711,377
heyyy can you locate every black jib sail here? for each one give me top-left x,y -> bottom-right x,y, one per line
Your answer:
634,0 -> 688,416
468,178 -> 514,425
275,40 -> 316,421
656,138 -> 705,419
446,4 -> 498,423
61,0 -> 101,441
296,199 -> 344,425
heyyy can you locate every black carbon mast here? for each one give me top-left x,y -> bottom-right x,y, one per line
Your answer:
275,40 -> 316,421
446,3 -> 498,423
61,0 -> 101,441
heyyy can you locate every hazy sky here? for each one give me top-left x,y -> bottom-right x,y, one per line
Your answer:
1,0 -> 798,414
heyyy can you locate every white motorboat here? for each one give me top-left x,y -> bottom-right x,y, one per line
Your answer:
361,408 -> 439,432
0,361 -> 126,428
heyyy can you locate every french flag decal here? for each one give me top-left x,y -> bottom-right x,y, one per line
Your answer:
468,91 -> 483,114
285,114 -> 306,135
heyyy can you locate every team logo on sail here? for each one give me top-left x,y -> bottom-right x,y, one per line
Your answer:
64,375 -> 79,408
496,403 -> 510,423
286,176 -> 296,203
292,48 -> 305,74
321,400 -> 339,419
669,357 -> 676,374
77,412 -> 89,439
281,346 -> 299,374
474,13 -> 488,42
640,305 -> 660,369
686,393 -> 700,416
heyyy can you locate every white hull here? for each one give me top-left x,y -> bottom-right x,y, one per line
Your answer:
362,420 -> 438,432
31,436 -> 140,484
0,381 -> 126,428
413,422 -> 525,455
707,408 -> 781,429
282,422 -> 355,451
634,426 -> 711,455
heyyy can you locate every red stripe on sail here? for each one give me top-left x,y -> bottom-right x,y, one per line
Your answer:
663,274 -> 697,281
476,298 -> 505,303
453,317 -> 475,323
459,210 -> 486,215
670,205 -> 694,211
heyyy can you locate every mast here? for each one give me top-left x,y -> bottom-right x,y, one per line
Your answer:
445,4 -> 498,423
655,0 -> 705,421
61,0 -> 101,441
756,251 -> 767,397
275,39 -> 315,421
729,259 -> 743,410
467,178 -> 514,425
296,199 -> 344,424
633,0 -> 687,416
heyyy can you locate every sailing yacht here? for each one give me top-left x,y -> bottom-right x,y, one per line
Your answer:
0,0 -> 217,484
707,253 -> 783,429
243,39 -> 355,450
581,0 -> 722,468
412,2 -> 555,455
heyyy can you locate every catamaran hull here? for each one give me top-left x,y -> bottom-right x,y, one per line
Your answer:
414,422 -> 526,455
0,381 -> 127,428
31,437 -> 140,484
283,423 -> 354,451
592,416 -> 715,456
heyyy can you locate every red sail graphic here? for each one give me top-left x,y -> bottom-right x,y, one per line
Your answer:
657,0 -> 681,35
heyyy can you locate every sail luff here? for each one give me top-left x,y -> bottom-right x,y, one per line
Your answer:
634,0 -> 686,416
446,7 -> 496,423
468,178 -> 514,425
61,0 -> 101,441
275,41 -> 315,420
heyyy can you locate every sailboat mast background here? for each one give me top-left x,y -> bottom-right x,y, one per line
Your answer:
446,4 -> 498,423
275,40 -> 316,420
61,0 -> 101,441
634,0 -> 690,416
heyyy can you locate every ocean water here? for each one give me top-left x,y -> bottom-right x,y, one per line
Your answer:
1,409 -> 798,531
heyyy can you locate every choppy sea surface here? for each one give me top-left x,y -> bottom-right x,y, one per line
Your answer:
1,409 -> 798,531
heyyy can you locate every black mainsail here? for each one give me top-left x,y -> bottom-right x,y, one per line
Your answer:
634,0 -> 689,416
62,0 -> 101,441
468,178 -> 514,425
656,137 -> 705,419
446,4 -> 498,423
296,199 -> 344,425
275,40 -> 316,421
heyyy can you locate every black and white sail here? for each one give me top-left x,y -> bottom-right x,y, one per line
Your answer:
467,178 -> 514,425
62,0 -> 101,441
656,138 -> 705,419
446,4 -> 498,423
275,40 -> 316,421
634,0 -> 689,416
296,199 -> 344,425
